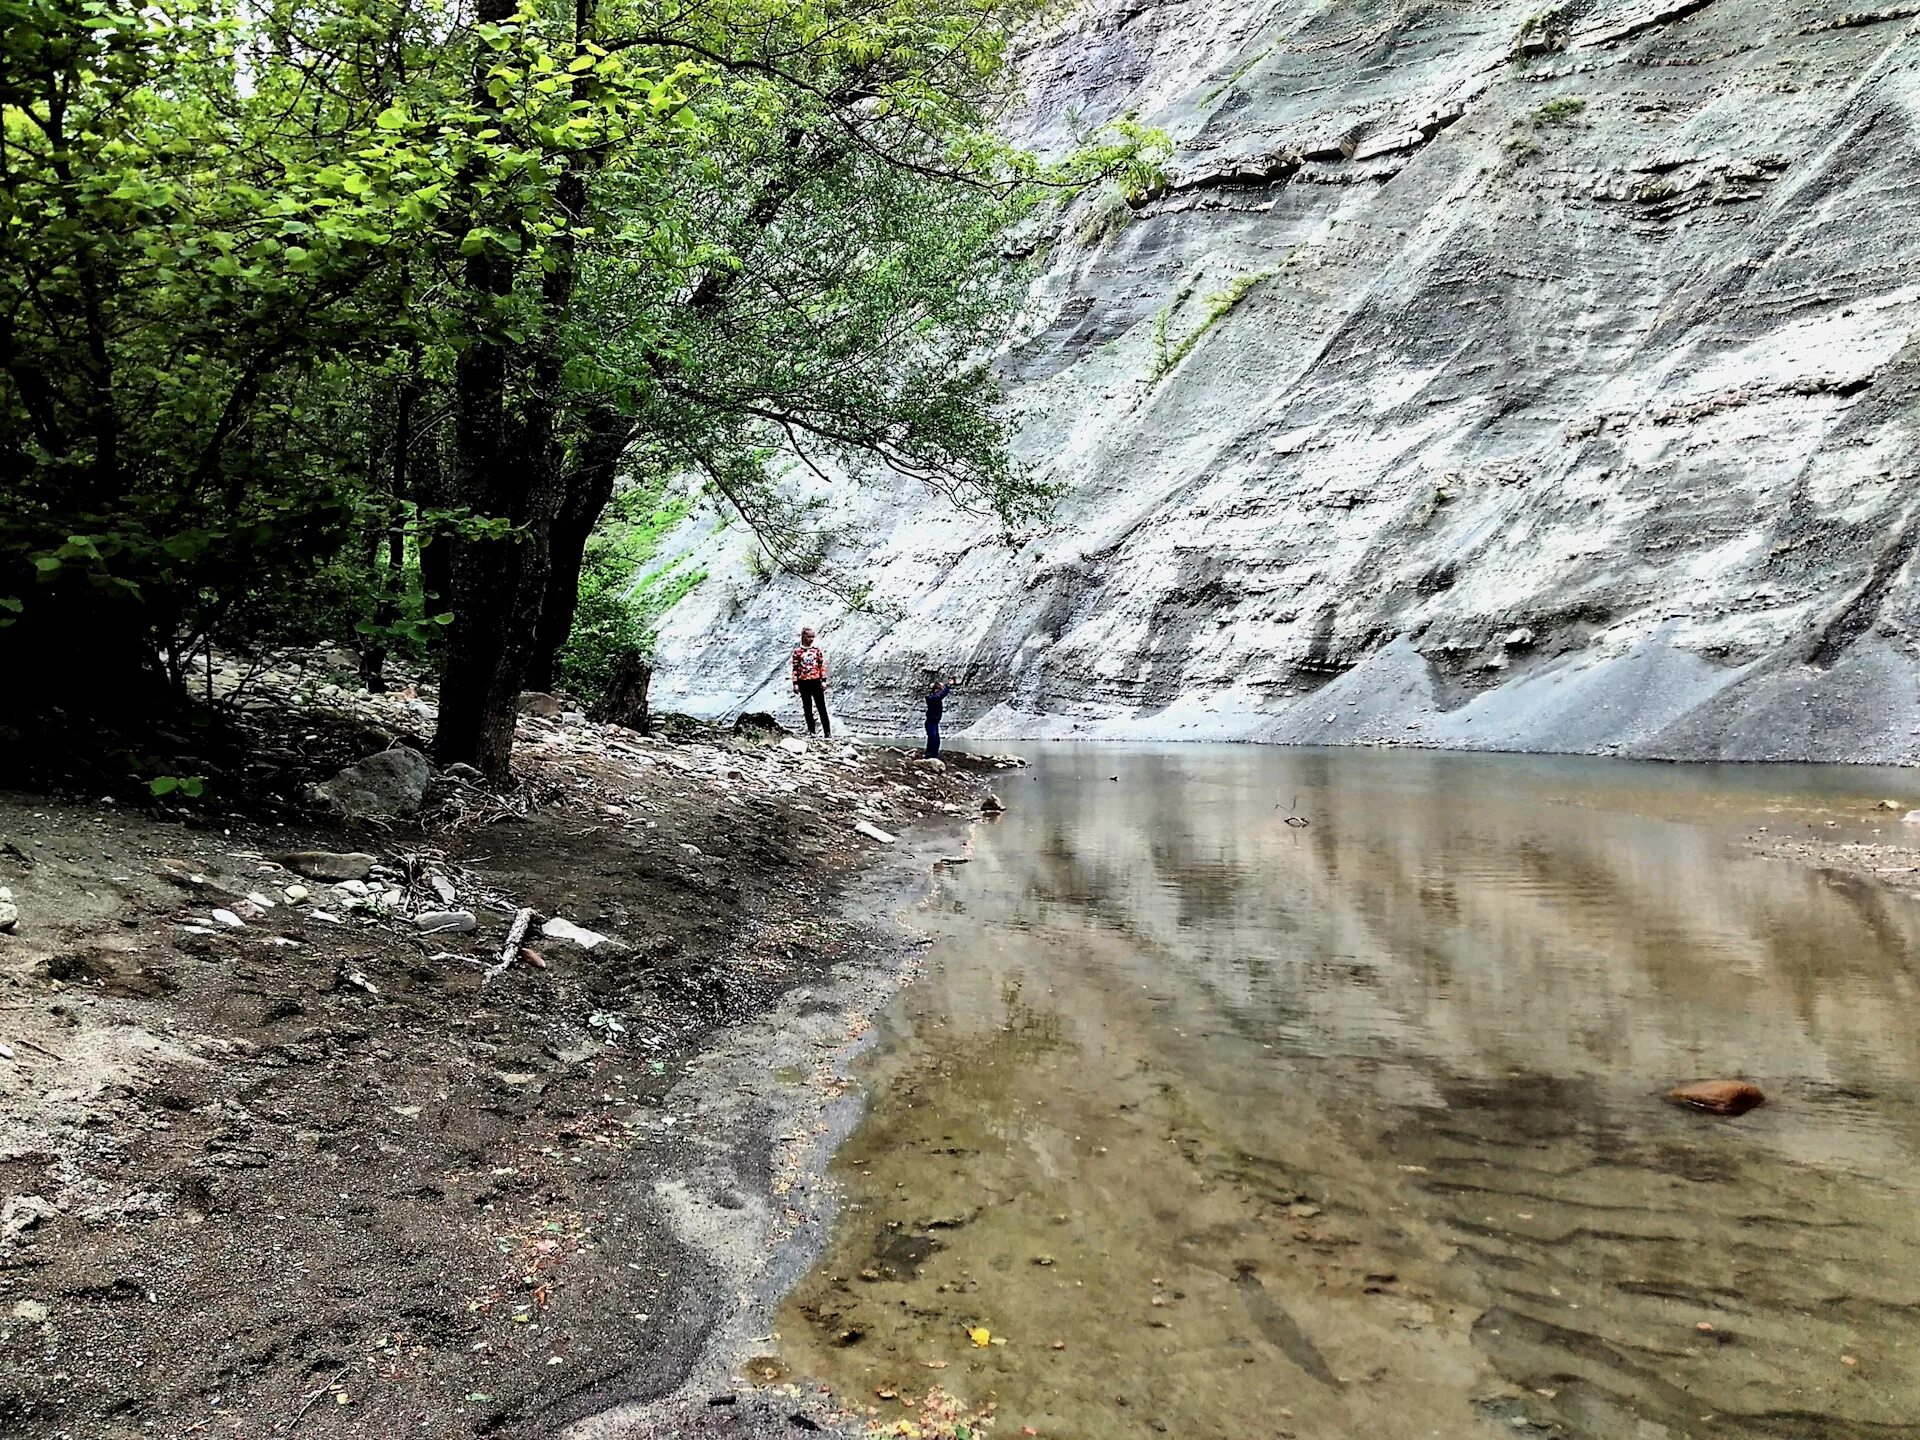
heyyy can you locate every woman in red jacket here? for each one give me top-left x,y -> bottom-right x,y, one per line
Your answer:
790,626 -> 830,738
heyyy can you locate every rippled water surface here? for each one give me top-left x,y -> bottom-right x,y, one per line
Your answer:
776,747 -> 1920,1439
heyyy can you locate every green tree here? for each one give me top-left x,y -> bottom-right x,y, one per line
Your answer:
0,0 -> 1164,781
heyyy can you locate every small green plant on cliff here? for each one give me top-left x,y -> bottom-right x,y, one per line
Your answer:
1149,269 -> 1277,382
1504,132 -> 1547,163
1502,95 -> 1585,169
1531,95 -> 1588,125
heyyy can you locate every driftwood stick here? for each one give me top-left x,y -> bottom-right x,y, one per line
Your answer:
484,907 -> 535,984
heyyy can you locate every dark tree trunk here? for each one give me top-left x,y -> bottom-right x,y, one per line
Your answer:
361,360 -> 417,693
357,515 -> 388,692
590,650 -> 651,733
526,411 -> 633,691
435,0 -> 530,778
414,424 -> 450,622
360,521 -> 405,692
433,0 -> 587,780
434,312 -> 529,777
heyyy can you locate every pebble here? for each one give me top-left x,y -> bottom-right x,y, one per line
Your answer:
0,887 -> 15,934
211,909 -> 245,928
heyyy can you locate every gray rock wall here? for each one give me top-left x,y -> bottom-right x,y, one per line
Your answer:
650,0 -> 1920,763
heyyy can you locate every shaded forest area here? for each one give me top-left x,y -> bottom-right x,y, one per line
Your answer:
1,0 -> 1164,790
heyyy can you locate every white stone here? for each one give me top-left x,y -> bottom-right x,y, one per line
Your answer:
541,917 -> 612,950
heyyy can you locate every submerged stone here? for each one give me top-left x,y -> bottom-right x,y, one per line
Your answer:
1666,1080 -> 1766,1116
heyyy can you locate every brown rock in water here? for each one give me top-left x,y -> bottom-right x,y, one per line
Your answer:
1666,1080 -> 1766,1116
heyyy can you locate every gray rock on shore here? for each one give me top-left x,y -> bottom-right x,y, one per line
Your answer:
308,749 -> 432,820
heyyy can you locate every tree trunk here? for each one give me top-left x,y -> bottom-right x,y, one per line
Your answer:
432,0 -> 587,780
361,361 -> 417,693
357,514 -> 389,692
435,320 -> 557,778
434,0 -> 531,778
414,422 -> 450,622
590,650 -> 652,733
526,411 -> 633,691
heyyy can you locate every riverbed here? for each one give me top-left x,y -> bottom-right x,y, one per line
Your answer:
772,746 -> 1920,1440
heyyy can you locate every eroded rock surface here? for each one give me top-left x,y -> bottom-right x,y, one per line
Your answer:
654,0 -> 1920,763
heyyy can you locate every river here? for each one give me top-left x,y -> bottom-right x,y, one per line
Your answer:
769,746 -> 1920,1440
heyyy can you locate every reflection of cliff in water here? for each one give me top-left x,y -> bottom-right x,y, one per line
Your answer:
780,747 -> 1920,1440
1004,748 -> 1920,1173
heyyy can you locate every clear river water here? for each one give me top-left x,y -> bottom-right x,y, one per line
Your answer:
770,746 -> 1920,1440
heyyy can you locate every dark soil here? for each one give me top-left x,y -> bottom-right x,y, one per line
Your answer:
0,710 -> 994,1440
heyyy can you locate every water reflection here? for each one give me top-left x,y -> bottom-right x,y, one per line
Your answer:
778,748 -> 1920,1439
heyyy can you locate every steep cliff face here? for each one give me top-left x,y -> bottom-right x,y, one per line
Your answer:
650,0 -> 1920,762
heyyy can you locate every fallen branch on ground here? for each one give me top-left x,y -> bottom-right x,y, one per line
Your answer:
485,907 -> 535,984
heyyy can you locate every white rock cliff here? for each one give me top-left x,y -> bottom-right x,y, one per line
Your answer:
652,0 -> 1920,762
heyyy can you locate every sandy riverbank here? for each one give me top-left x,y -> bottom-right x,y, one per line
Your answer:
0,694 -> 1004,1440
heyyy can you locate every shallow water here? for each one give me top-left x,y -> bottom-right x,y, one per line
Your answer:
776,747 -> 1920,1440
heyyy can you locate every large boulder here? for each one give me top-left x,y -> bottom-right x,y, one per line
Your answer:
308,748 -> 432,821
